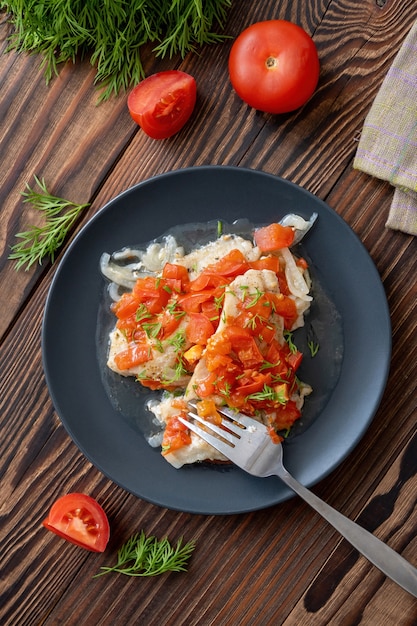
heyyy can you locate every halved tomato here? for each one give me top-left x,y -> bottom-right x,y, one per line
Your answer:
127,70 -> 197,139
42,493 -> 110,552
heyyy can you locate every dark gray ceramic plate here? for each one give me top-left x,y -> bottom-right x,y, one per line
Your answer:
42,166 -> 391,514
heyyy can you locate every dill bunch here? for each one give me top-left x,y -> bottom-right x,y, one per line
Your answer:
94,531 -> 196,577
0,0 -> 232,101
8,176 -> 90,270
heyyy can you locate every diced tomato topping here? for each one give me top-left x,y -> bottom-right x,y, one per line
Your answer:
254,223 -> 295,252
171,397 -> 188,410
109,232 -> 307,444
162,416 -> 192,454
114,343 -> 150,370
249,255 -> 280,273
206,332 -> 232,356
178,290 -> 215,313
163,277 -> 182,293
112,292 -> 140,319
286,350 -> 303,371
205,352 -> 234,372
272,400 -> 301,430
186,312 -> 215,345
183,344 -> 204,366
224,326 -> 264,367
195,371 -> 218,398
235,371 -> 271,395
258,324 -> 276,344
139,378 -> 169,390
235,337 -> 264,368
208,248 -> 250,276
196,399 -> 222,425
270,294 -> 298,328
265,340 -> 284,365
276,270 -> 291,295
200,300 -> 220,327
116,314 -> 141,334
187,272 -> 229,292
133,276 -> 171,313
162,263 -> 190,288
159,308 -> 183,338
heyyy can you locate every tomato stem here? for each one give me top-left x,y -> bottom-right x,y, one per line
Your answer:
265,56 -> 278,69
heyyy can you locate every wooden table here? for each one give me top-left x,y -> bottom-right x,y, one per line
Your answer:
1,1 -> 416,624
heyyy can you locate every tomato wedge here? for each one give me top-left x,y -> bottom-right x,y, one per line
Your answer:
127,70 -> 197,139
42,493 -> 110,552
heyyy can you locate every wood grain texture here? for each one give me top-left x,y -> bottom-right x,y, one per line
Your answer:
1,0 -> 416,624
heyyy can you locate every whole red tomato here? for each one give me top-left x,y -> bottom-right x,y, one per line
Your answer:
128,70 -> 197,139
228,20 -> 320,114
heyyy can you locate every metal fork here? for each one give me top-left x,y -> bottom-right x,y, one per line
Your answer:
179,405 -> 417,598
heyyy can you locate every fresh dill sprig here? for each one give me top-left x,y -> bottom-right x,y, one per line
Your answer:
2,0 -> 232,101
8,176 -> 90,270
94,531 -> 195,578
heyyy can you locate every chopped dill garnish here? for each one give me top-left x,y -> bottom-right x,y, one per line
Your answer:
245,288 -> 265,308
308,340 -> 320,357
163,356 -> 189,384
167,331 -> 186,352
283,330 -> 297,354
143,322 -> 162,340
246,384 -> 287,404
307,324 -> 320,357
214,292 -> 226,310
166,302 -> 186,319
135,304 -> 152,322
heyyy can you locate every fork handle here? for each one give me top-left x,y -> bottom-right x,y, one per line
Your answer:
275,467 -> 417,598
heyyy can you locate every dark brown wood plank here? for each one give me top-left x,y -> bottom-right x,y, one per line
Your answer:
2,170 -> 413,626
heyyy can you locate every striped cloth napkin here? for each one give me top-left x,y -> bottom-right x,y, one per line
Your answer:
354,20 -> 417,236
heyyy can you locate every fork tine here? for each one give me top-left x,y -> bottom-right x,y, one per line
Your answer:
214,405 -> 260,430
187,400 -> 259,430
178,415 -> 235,453
186,410 -> 240,443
